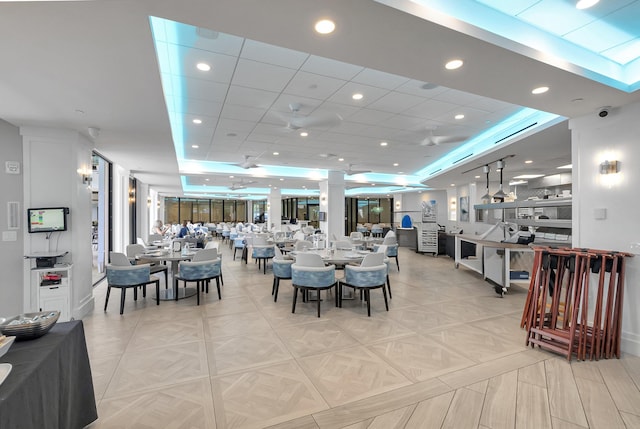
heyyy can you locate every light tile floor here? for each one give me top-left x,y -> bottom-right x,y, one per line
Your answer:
85,245 -> 640,429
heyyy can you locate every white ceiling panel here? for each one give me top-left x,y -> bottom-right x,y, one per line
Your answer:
352,68 -> 410,90
176,98 -> 223,117
394,80 -> 449,97
225,85 -> 279,109
181,77 -> 229,101
403,98 -> 459,119
240,39 -> 309,69
366,91 -> 430,114
231,58 -> 297,92
282,71 -> 346,100
347,109 -> 396,125
379,114 -> 430,131
220,104 -> 267,122
433,88 -> 484,106
173,46 -> 238,84
300,55 -> 365,80
326,82 -> 389,107
190,27 -> 244,56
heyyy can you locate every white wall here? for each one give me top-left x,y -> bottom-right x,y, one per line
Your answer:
21,127 -> 94,319
400,190 -> 448,227
0,120 -> 24,318
570,101 -> 640,356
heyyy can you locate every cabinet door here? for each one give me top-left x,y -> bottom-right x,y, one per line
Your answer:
39,289 -> 70,322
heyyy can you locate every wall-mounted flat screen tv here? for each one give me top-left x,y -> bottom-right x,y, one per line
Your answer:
318,211 -> 327,221
27,207 -> 69,233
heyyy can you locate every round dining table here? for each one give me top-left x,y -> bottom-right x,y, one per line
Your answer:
137,249 -> 198,300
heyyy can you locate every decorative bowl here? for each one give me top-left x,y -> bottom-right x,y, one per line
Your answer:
0,311 -> 60,341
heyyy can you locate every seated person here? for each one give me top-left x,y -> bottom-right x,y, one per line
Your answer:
177,221 -> 189,238
151,220 -> 169,235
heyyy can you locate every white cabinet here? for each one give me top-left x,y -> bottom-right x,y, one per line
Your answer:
415,223 -> 438,254
32,264 -> 72,322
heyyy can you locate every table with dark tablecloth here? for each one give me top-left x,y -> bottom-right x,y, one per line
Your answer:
0,320 -> 97,429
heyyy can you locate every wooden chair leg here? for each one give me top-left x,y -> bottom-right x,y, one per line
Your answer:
215,277 -> 221,299
365,289 -> 371,317
382,284 -> 389,311
155,280 -> 160,306
317,289 -> 321,318
386,275 -> 392,299
274,278 -> 280,302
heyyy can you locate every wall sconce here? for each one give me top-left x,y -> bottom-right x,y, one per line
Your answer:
599,160 -> 620,174
128,188 -> 135,203
77,168 -> 92,187
147,196 -> 152,207
395,201 -> 401,209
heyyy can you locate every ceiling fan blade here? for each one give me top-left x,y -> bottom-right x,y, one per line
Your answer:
292,113 -> 343,129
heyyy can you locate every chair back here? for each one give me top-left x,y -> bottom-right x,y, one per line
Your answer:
334,240 -> 352,250
292,231 -> 306,241
350,231 -> 363,240
386,243 -> 398,256
274,246 -> 285,260
295,240 -> 313,251
178,259 -> 220,280
148,234 -> 163,243
137,237 -> 149,247
273,258 -> 294,278
193,248 -> 218,262
110,251 -> 132,266
126,244 -> 145,258
302,226 -> 315,235
253,235 -> 268,246
233,237 -> 245,248
295,253 -> 325,267
106,264 -> 150,286
345,263 -> 386,287
204,241 -> 219,250
375,244 -> 388,255
361,252 -> 384,267
291,262 -> 336,287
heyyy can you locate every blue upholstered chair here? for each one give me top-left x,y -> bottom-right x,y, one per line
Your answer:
374,244 -> 393,298
105,264 -> 160,314
233,237 -> 245,261
229,228 -> 238,248
173,259 -> 222,305
291,253 -> 337,317
386,243 -> 399,271
339,253 -> 388,316
125,243 -> 169,286
371,224 -> 384,237
272,247 -> 293,302
252,239 -> 275,274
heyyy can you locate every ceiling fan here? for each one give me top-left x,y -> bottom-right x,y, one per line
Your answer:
228,178 -> 257,190
420,127 -> 468,146
343,163 -> 371,175
231,155 -> 259,169
279,102 -> 343,131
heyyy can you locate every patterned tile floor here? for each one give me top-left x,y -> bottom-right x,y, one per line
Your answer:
85,244 -> 640,429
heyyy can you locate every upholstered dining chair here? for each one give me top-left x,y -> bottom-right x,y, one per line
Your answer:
333,240 -> 353,250
173,259 -> 222,305
374,245 -> 393,299
252,238 -> 275,274
232,237 -> 245,261
272,246 -> 293,302
125,243 -> 169,287
339,252 -> 388,316
105,264 -> 160,314
294,240 -> 313,251
291,253 -> 337,317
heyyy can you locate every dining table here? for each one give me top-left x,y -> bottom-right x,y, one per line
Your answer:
136,248 -> 199,300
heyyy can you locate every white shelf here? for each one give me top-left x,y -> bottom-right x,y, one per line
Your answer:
32,264 -> 72,322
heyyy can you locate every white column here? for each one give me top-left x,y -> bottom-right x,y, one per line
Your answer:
268,188 -> 282,231
320,170 -> 345,245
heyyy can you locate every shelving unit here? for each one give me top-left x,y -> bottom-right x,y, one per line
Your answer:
32,264 -> 72,322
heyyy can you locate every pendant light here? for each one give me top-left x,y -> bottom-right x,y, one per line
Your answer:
480,165 -> 491,202
493,159 -> 507,201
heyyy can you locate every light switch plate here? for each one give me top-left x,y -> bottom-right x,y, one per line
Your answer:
5,161 -> 20,174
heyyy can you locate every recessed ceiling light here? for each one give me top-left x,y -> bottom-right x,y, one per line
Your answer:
192,118 -> 202,124
532,86 -> 549,95
279,178 -> 284,181
450,183 -> 455,186
196,62 -> 211,72
557,164 -> 573,169
393,163 -> 399,166
445,59 -> 463,70
371,183 -> 375,186
380,142 -> 388,147
229,175 -> 234,178
398,171 -> 404,174
352,93 -> 363,100
338,158 -> 344,162
300,131 -> 308,137
314,19 -> 335,34
475,175 -> 481,179
191,145 -> 199,148
509,180 -> 528,186
454,114 -> 465,120
273,152 -> 279,155
576,0 -> 599,9
525,160 -> 533,164
205,178 -> 210,181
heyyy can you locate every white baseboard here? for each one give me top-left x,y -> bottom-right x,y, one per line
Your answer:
622,330 -> 640,357
73,295 -> 95,320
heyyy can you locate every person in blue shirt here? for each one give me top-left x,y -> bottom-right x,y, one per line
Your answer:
177,221 -> 189,238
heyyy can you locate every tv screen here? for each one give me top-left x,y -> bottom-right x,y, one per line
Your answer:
318,211 -> 327,221
28,207 -> 69,233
